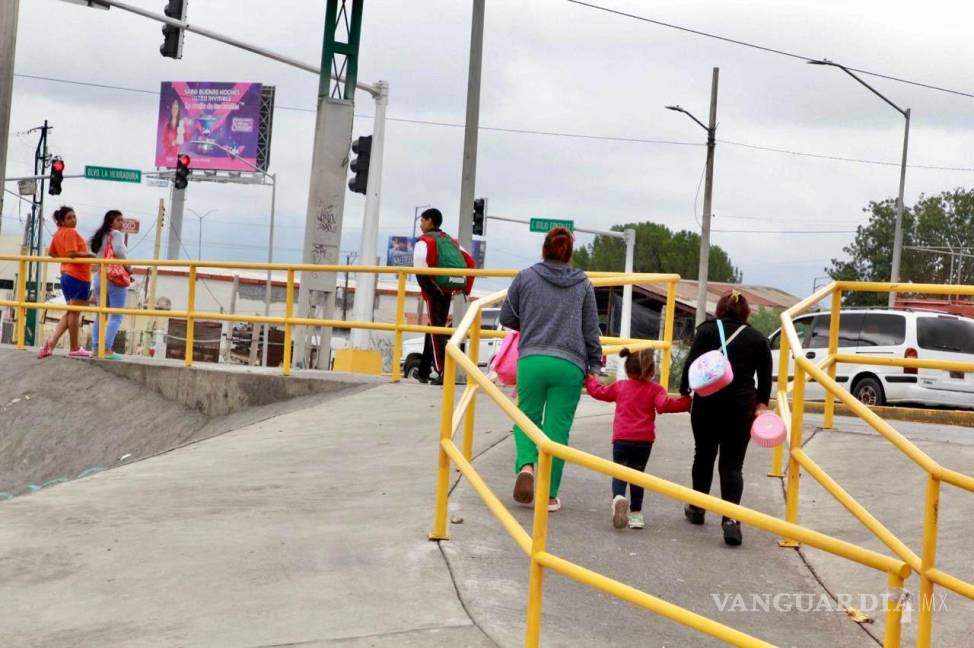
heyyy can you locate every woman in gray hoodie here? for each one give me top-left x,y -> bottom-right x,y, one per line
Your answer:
499,227 -> 603,511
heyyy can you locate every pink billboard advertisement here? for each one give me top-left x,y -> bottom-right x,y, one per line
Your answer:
155,81 -> 263,171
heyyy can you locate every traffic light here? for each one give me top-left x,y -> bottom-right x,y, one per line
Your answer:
49,158 -> 65,196
348,135 -> 372,194
473,197 -> 486,236
160,0 -> 187,59
174,154 -> 191,190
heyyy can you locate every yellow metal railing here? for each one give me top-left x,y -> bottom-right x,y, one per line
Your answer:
430,275 -> 913,648
0,254 -> 521,377
773,280 -> 974,647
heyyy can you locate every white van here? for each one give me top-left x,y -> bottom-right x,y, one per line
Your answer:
400,307 -> 504,379
769,309 -> 974,409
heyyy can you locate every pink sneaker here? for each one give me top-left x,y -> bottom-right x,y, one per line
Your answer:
68,348 -> 94,359
37,345 -> 52,359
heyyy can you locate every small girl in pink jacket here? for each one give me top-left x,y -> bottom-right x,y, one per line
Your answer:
585,348 -> 691,530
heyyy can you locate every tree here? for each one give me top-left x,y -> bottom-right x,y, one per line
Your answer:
574,221 -> 742,282
828,189 -> 974,305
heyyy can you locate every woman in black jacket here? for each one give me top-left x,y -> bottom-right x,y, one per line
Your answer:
680,290 -> 772,546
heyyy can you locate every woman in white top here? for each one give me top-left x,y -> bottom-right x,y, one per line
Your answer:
88,210 -> 129,359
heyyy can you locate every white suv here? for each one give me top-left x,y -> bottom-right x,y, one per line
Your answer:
401,307 -> 504,379
770,309 -> 974,409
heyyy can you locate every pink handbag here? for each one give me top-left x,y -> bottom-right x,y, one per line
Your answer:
490,331 -> 520,386
751,412 -> 786,447
687,320 -> 743,396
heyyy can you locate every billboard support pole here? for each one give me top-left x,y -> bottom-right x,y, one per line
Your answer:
166,182 -> 186,260
349,80 -> 388,350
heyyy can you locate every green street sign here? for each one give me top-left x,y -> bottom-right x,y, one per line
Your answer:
529,218 -> 574,233
85,165 -> 142,184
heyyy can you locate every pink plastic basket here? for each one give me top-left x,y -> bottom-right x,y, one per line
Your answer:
751,412 -> 786,448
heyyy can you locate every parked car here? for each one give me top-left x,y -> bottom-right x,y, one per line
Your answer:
769,309 -> 974,409
400,307 -> 504,379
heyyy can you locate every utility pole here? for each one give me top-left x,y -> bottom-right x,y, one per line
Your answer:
293,0 -> 364,370
453,0 -> 485,353
889,108 -> 911,307
665,67 -> 718,326
146,198 -> 165,353
23,122 -> 51,346
0,0 -> 19,227
697,68 -> 719,327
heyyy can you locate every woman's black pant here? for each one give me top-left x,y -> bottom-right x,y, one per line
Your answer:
689,391 -> 756,513
611,440 -> 654,511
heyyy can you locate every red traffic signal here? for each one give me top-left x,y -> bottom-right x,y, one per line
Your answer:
174,154 -> 191,190
49,157 -> 65,196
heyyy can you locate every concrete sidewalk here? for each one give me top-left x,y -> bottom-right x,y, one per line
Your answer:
1,374 -> 970,647
0,383 -> 503,647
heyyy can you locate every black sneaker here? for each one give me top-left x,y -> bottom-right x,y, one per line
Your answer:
684,505 -> 705,525
429,375 -> 444,386
416,374 -> 430,384
722,518 -> 743,546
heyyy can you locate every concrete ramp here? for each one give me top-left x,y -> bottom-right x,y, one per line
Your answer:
0,346 -> 379,498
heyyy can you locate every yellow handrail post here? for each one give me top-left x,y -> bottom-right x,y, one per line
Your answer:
429,351 -> 458,541
15,259 -> 27,349
184,266 -> 197,367
97,266 -> 108,359
780,364 -> 806,547
282,269 -> 295,376
823,289 -> 842,429
916,474 -> 941,647
391,271 -> 407,383
463,309 -> 482,462
769,331 -> 791,478
659,279 -> 677,389
883,571 -> 904,648
525,449 -> 553,647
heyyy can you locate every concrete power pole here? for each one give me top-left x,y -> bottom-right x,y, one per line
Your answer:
453,0 -> 485,335
293,0 -> 364,370
695,67 -> 719,327
349,80 -> 389,349
0,0 -> 20,227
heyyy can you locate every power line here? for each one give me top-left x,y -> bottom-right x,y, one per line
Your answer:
566,0 -> 974,100
14,72 -> 974,172
712,229 -> 855,234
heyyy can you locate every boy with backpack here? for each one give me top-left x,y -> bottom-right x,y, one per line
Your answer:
413,208 -> 476,384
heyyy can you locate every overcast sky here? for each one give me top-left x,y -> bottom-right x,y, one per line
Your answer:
4,0 -> 974,300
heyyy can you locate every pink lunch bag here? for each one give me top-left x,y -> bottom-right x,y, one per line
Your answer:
687,320 -> 744,397
490,330 -> 520,386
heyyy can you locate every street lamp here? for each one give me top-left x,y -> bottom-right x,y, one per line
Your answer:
411,203 -> 431,240
808,58 -> 910,308
188,139 -> 278,366
666,67 -> 719,326
186,208 -> 217,260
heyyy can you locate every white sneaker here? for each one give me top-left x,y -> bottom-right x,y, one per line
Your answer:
612,495 -> 628,529
628,511 -> 645,529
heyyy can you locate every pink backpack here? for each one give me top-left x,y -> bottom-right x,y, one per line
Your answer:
688,320 -> 744,396
490,331 -> 520,386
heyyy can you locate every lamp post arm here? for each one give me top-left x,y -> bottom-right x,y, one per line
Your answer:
833,63 -> 908,117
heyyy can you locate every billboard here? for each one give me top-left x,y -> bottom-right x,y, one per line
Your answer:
387,236 -> 486,268
155,82 -> 263,171
386,236 -> 415,267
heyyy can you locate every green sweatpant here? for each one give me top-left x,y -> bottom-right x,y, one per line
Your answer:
513,355 -> 584,498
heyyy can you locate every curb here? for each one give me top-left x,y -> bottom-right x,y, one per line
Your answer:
770,399 -> 974,427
